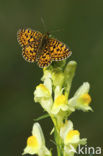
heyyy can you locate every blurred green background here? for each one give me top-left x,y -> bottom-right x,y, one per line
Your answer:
0,0 -> 103,155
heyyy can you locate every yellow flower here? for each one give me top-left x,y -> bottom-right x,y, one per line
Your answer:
68,82 -> 92,112
60,120 -> 87,155
51,94 -> 68,114
65,130 -> 80,145
34,83 -> 53,113
60,120 -> 87,145
23,123 -> 51,156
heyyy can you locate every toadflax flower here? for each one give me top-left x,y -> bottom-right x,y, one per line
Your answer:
51,94 -> 69,128
23,122 -> 51,156
51,94 -> 68,115
60,120 -> 87,156
34,71 -> 53,113
68,82 -> 92,112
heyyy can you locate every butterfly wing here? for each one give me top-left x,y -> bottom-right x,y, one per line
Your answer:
17,29 -> 43,62
22,44 -> 37,62
37,45 -> 52,68
48,38 -> 72,61
37,38 -> 72,68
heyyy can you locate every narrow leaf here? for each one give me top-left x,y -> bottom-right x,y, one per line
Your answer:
34,113 -> 49,121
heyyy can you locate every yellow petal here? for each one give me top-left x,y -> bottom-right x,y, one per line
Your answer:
65,130 -> 80,143
54,95 -> 67,107
36,84 -> 50,97
80,93 -> 91,105
27,136 -> 39,148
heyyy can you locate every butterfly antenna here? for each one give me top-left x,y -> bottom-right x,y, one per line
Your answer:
41,17 -> 47,32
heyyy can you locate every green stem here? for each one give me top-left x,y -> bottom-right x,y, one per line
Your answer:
54,128 -> 63,156
51,115 -> 63,156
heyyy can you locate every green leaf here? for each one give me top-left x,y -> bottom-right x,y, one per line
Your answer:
34,113 -> 49,121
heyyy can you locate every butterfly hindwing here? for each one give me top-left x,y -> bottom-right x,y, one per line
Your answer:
22,44 -> 37,62
38,45 -> 52,68
48,38 -> 72,61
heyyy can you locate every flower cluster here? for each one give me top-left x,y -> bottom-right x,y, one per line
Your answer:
23,60 -> 92,156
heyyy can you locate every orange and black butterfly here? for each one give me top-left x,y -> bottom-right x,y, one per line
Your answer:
17,28 -> 72,68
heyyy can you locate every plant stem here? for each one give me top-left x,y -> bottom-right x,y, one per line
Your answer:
54,127 -> 63,156
51,115 -> 63,156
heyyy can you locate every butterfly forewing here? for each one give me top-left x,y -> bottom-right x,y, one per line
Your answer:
17,29 -> 43,62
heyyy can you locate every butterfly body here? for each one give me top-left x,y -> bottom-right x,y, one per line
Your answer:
36,33 -> 49,60
17,29 -> 72,68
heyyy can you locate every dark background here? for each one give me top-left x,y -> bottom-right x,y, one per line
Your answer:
0,0 -> 103,155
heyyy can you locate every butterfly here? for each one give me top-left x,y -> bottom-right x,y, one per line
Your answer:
17,28 -> 72,68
